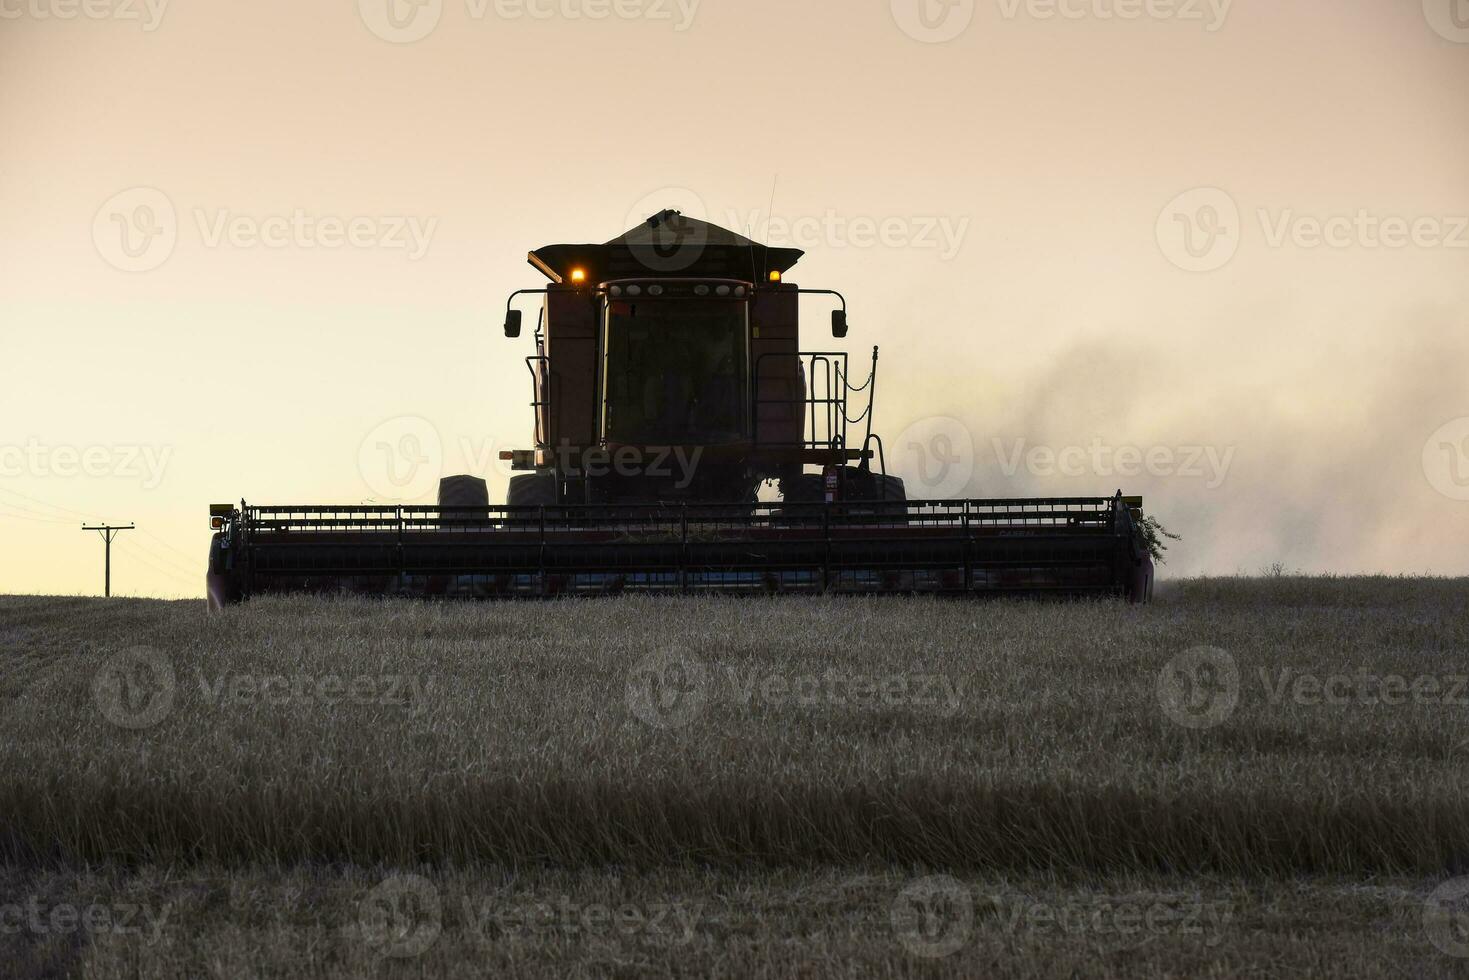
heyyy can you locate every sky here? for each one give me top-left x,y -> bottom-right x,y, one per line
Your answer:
2,0 -> 1467,598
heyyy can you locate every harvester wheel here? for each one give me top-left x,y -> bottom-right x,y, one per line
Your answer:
839,469 -> 908,524
438,475 -> 490,508
869,473 -> 906,502
507,472 -> 558,507
778,473 -> 824,504
778,471 -> 906,504
437,475 -> 490,526
838,467 -> 907,503
775,473 -> 824,526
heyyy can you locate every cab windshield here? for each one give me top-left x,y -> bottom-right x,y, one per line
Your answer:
603,298 -> 748,445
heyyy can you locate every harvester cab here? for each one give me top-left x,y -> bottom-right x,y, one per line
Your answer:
204,209 -> 1156,608
499,209 -> 889,508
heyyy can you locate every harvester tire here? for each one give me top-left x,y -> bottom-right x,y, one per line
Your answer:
438,475 -> 490,509
840,469 -> 907,524
775,473 -> 824,526
869,474 -> 906,502
779,471 -> 906,504
778,473 -> 825,504
508,472 -> 558,507
839,467 -> 907,503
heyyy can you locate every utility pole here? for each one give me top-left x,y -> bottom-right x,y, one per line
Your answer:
82,523 -> 134,597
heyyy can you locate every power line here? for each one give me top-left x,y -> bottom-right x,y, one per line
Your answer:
117,526 -> 198,577
139,527 -> 202,569
2,488 -> 203,595
115,539 -> 201,592
0,486 -> 102,521
0,508 -> 76,526
120,536 -> 199,583
0,487 -> 199,575
81,523 -> 134,597
0,493 -> 82,522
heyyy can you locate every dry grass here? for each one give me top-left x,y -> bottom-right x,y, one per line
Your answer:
1,578 -> 1467,976
2,864 -> 1460,979
4,580 -> 1466,873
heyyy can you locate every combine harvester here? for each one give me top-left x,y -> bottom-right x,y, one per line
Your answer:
206,211 -> 1155,609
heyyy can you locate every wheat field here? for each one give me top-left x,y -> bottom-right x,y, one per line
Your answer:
2,578 -> 1467,977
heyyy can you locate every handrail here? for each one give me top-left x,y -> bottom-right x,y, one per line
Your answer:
524,354 -> 550,449
752,349 -> 875,453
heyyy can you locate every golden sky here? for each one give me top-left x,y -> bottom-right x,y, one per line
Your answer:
2,0 -> 1467,597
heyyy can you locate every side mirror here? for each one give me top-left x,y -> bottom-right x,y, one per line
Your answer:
831,309 -> 848,338
504,309 -> 522,338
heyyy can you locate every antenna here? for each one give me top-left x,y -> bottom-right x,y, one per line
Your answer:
81,523 -> 135,597
760,174 -> 779,283
743,174 -> 780,284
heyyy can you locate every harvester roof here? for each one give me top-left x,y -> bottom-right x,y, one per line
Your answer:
528,210 -> 805,284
